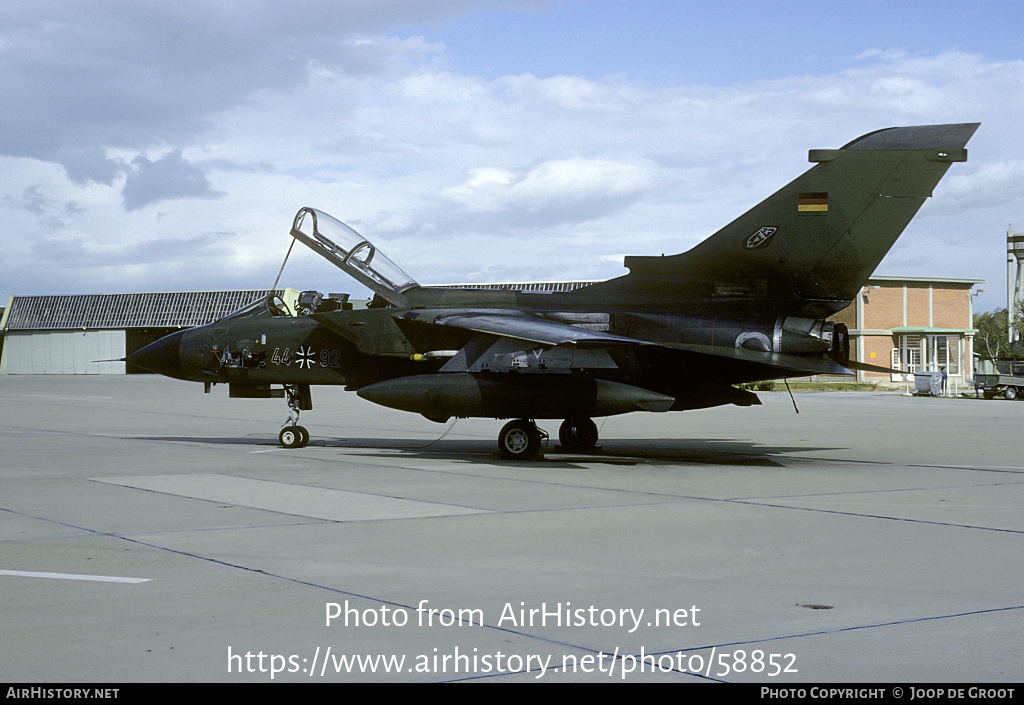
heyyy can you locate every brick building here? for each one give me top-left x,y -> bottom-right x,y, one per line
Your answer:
829,276 -> 982,384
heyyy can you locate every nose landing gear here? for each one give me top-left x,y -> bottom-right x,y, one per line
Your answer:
279,384 -> 312,448
279,424 -> 309,449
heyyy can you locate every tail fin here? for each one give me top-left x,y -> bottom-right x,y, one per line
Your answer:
622,123 -> 978,314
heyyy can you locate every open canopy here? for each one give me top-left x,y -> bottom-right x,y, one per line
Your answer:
290,207 -> 418,306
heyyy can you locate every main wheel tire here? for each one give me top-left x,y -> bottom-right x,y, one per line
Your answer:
498,420 -> 542,459
558,417 -> 599,452
1006,387 -> 1018,401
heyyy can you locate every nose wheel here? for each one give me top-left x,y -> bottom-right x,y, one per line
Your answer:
279,384 -> 312,448
279,424 -> 309,449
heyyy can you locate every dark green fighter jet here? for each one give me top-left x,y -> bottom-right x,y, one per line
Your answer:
128,122 -> 978,457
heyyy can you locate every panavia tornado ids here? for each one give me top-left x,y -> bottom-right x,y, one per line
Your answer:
127,123 -> 978,457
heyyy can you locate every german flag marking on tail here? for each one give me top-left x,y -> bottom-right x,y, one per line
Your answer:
798,192 -> 828,212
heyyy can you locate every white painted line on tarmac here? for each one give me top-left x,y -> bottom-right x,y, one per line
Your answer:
96,473 -> 492,522
0,570 -> 151,583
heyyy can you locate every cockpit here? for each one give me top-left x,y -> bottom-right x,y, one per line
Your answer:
219,289 -> 349,322
290,207 -> 418,307
218,208 -> 416,323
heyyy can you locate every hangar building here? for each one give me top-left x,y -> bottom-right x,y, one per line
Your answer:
0,290 -> 283,374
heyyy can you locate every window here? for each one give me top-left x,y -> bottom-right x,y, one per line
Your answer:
932,336 -> 960,375
898,335 -> 921,373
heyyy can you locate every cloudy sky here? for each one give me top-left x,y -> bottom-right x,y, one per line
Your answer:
2,0 -> 1023,313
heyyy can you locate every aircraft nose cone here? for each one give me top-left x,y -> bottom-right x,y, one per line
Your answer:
126,330 -> 188,379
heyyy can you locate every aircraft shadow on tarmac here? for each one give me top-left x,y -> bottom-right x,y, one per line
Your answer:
125,434 -> 842,468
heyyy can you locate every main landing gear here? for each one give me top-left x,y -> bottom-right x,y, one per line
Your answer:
279,384 -> 311,448
558,417 -> 599,453
497,417 -> 600,459
498,420 -> 546,459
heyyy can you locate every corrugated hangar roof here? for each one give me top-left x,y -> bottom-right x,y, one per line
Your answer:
3,290 -> 279,331
437,281 -> 598,292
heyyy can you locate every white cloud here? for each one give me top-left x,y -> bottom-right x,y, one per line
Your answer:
440,158 -> 657,222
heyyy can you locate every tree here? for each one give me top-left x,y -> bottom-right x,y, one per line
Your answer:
1014,299 -> 1024,344
974,305 -> 1024,360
